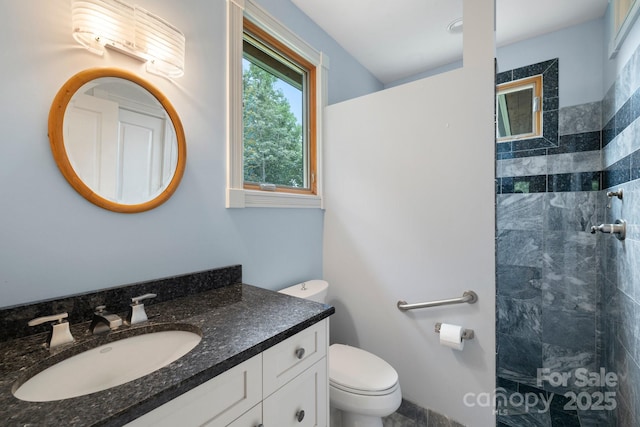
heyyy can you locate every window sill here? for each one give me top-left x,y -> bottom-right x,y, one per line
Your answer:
226,188 -> 322,208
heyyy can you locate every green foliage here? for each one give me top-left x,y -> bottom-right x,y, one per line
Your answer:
243,63 -> 303,187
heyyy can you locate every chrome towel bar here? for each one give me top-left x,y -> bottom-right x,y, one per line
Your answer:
397,291 -> 478,311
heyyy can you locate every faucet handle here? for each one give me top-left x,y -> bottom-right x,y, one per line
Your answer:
28,312 -> 75,349
127,293 -> 157,325
28,312 -> 69,327
131,293 -> 157,305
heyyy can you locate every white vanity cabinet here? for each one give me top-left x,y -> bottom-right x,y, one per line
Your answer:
126,319 -> 328,427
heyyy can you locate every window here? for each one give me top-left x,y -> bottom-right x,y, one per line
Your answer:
496,74 -> 542,142
243,20 -> 316,194
610,0 -> 640,57
227,0 -> 327,208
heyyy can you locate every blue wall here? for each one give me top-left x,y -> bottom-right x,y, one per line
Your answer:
0,0 -> 382,308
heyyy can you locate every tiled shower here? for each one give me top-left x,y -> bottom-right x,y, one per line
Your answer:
496,50 -> 640,426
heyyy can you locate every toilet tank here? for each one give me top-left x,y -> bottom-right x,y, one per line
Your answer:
278,280 -> 328,303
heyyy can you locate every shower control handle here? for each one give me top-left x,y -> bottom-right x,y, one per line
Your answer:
590,219 -> 626,240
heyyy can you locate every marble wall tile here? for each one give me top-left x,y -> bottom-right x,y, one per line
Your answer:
497,406 -> 553,427
498,333 -> 543,385
541,343 -> 596,394
497,230 -> 543,268
617,179 -> 640,236
541,307 -> 595,351
615,53 -> 637,112
546,152 -> 601,175
603,116 -> 640,168
543,231 -> 596,272
559,102 -> 602,135
626,354 -> 640,426
614,398 -> 633,427
497,264 -> 542,300
602,235 -> 622,294
618,292 -> 640,364
550,132 -> 601,155
613,337 -> 640,425
542,272 -> 597,314
547,172 -> 601,192
508,175 -> 549,193
498,296 -> 542,339
631,150 -> 640,181
550,411 -> 580,427
542,232 -> 597,309
602,83 -> 616,126
497,194 -> 545,230
627,47 -> 640,99
618,239 -> 640,303
498,156 -> 548,178
544,192 -> 598,232
577,408 -> 614,427
616,98 -> 634,136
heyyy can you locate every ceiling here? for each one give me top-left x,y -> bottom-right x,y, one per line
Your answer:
291,0 -> 609,84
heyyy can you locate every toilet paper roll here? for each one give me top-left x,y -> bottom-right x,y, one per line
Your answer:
439,323 -> 464,351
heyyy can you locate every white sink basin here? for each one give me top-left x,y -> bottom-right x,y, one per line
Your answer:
13,329 -> 202,402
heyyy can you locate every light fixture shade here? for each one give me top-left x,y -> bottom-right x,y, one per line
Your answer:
71,0 -> 185,78
72,0 -> 135,56
134,7 -> 185,78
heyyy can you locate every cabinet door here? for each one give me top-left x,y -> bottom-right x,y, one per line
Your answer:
263,319 -> 327,396
125,354 -> 262,427
263,359 -> 327,427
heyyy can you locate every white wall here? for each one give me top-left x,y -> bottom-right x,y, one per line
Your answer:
322,0 -> 496,425
0,0 -> 381,308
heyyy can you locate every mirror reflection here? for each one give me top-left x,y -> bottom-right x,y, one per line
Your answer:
49,68 -> 186,213
65,78 -> 178,204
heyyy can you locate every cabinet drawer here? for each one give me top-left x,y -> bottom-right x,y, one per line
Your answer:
263,358 -> 327,427
220,402 -> 262,427
125,354 -> 262,427
262,319 -> 328,396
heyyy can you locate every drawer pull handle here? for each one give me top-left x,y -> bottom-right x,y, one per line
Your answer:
295,347 -> 305,359
296,409 -> 305,422
256,424 -> 264,427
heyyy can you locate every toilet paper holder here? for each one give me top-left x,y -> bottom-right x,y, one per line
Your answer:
435,322 -> 474,340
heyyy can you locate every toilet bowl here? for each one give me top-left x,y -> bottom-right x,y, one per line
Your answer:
279,280 -> 402,427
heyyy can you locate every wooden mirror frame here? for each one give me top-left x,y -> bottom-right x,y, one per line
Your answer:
48,68 -> 187,213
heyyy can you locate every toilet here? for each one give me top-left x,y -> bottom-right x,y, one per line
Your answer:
279,280 -> 402,427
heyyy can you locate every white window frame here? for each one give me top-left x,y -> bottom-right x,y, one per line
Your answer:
226,0 -> 328,208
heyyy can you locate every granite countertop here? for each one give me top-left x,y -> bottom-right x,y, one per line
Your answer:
0,283 -> 334,426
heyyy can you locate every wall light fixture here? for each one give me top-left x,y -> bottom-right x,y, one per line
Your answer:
71,0 -> 185,78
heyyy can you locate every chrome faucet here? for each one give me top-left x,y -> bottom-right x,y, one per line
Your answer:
90,305 -> 123,334
126,293 -> 157,325
28,312 -> 75,349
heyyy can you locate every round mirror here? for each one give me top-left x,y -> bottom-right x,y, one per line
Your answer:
48,68 -> 186,213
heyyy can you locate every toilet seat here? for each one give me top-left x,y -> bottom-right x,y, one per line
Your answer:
331,379 -> 400,396
329,344 -> 399,396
